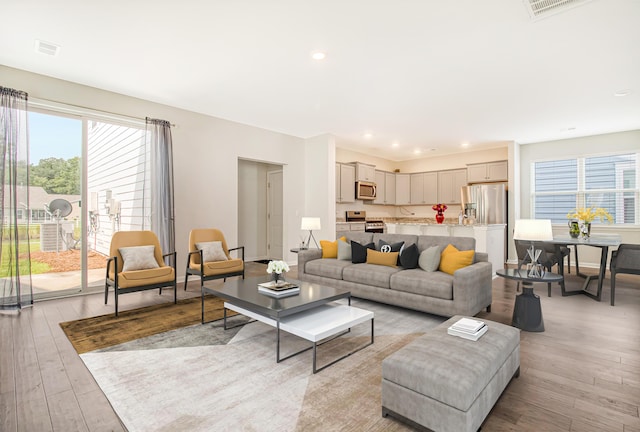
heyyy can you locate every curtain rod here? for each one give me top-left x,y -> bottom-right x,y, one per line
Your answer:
29,97 -> 176,127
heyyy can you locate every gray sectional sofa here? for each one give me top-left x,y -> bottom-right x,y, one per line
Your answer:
297,232 -> 492,317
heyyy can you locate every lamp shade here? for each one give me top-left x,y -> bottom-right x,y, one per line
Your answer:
301,217 -> 321,230
513,219 -> 553,241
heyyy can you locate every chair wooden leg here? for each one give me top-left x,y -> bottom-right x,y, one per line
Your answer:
115,290 -> 119,316
547,282 -> 551,297
104,284 -> 109,304
184,269 -> 190,290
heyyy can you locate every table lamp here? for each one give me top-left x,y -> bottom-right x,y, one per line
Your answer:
513,219 -> 553,277
301,217 -> 321,249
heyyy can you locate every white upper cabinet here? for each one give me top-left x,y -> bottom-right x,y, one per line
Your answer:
410,172 -> 438,205
395,174 -> 411,205
437,169 -> 467,204
467,161 -> 508,183
373,170 -> 396,205
336,163 -> 355,203
355,162 -> 376,182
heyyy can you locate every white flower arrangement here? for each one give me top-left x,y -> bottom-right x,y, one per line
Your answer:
266,260 -> 290,275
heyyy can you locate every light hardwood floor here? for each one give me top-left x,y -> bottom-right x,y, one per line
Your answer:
1,263 -> 639,431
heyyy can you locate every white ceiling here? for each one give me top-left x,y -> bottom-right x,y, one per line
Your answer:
1,0 -> 639,161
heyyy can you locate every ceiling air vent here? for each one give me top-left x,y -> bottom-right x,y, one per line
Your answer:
35,39 -> 60,56
523,0 -> 595,20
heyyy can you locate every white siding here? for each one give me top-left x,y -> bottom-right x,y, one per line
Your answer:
87,121 -> 148,256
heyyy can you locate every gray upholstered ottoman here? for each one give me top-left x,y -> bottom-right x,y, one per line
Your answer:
382,316 -> 520,432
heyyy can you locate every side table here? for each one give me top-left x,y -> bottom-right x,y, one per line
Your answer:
496,268 -> 563,332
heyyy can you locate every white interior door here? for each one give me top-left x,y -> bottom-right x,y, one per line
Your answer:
267,170 -> 283,260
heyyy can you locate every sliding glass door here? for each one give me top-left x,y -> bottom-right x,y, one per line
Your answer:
26,107 -> 148,299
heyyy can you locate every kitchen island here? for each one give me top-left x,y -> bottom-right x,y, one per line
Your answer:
386,222 -> 506,274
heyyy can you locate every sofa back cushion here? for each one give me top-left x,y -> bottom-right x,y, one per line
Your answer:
417,236 -> 476,256
336,231 -> 374,245
373,234 -> 419,249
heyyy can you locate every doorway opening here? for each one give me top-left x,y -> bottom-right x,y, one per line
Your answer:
237,160 -> 283,262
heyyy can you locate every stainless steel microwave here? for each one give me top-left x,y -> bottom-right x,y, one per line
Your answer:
356,181 -> 376,200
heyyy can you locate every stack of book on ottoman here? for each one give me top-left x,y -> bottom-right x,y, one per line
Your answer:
447,317 -> 488,341
258,281 -> 300,297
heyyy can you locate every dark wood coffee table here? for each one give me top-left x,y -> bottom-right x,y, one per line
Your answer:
496,268 -> 563,332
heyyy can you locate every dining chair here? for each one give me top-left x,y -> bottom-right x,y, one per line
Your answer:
609,244 -> 640,306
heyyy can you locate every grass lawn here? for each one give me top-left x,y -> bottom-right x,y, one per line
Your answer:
0,241 -> 50,277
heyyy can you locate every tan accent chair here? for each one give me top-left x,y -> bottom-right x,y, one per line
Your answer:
104,230 -> 177,316
184,229 -> 244,291
610,244 -> 640,306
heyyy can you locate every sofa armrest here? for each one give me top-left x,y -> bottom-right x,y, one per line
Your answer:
475,252 -> 488,263
452,261 -> 493,313
297,249 -> 323,277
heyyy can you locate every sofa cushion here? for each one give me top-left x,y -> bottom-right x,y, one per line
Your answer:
373,234 -> 419,250
418,245 -> 442,272
305,258 -> 353,280
378,239 -> 405,265
390,269 -> 453,299
399,243 -> 419,269
351,241 -> 375,264
343,263 -> 401,289
337,239 -> 352,260
439,244 -> 475,275
366,249 -> 399,267
417,236 -> 476,256
320,236 -> 346,258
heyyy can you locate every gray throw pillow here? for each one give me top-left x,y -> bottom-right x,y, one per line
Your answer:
196,241 -> 228,262
418,245 -> 442,272
119,245 -> 159,272
337,239 -> 352,260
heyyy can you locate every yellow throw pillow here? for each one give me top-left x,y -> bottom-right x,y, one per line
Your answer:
320,236 -> 346,258
439,244 -> 475,275
366,249 -> 399,267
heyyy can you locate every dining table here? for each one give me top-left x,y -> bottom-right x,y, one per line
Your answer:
548,234 -> 621,302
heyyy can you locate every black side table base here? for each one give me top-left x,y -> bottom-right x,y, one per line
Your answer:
512,284 -> 545,332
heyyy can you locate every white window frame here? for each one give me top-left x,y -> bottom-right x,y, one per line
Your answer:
531,151 -> 639,225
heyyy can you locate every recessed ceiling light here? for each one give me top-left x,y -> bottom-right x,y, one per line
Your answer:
614,89 -> 632,97
461,141 -> 469,148
363,132 -> 373,139
392,142 -> 399,148
414,149 -> 422,155
35,39 -> 60,56
311,51 -> 327,60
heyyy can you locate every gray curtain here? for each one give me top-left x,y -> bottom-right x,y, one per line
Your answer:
144,117 -> 175,261
0,87 -> 32,309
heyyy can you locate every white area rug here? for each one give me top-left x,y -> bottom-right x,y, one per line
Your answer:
81,299 -> 445,431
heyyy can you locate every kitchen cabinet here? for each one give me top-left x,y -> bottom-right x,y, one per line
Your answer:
336,163 -> 355,203
437,169 -> 467,204
355,162 -> 376,182
467,161 -> 508,183
395,174 -> 411,205
410,172 -> 438,205
373,170 -> 396,205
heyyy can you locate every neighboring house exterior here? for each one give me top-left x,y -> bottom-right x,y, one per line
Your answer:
7,186 -> 81,224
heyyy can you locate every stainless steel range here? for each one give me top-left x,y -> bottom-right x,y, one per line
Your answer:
345,211 -> 386,233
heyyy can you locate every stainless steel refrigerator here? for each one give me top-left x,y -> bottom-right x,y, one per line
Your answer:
460,183 -> 507,225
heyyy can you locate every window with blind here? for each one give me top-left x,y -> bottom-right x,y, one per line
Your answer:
532,153 -> 638,224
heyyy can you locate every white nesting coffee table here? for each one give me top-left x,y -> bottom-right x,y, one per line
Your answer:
203,276 -> 374,373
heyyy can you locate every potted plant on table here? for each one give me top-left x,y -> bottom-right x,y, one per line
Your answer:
566,207 -> 613,239
266,260 -> 290,285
